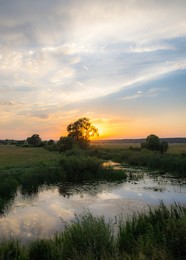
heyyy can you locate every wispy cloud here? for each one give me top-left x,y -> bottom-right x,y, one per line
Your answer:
0,0 -> 186,138
122,87 -> 168,100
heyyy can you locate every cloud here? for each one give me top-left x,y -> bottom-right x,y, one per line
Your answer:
130,43 -> 176,53
122,87 -> 167,100
0,0 -> 186,138
0,101 -> 13,106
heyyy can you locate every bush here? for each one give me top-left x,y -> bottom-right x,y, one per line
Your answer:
59,155 -> 101,181
59,155 -> 127,182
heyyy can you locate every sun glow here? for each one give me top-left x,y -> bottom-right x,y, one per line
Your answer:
90,123 -> 110,140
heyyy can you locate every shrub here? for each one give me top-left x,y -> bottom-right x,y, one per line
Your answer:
59,155 -> 127,182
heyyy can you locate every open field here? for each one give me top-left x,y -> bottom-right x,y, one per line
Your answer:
91,141 -> 186,154
0,145 -> 61,170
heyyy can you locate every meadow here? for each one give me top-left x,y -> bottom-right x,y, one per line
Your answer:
91,141 -> 186,154
0,145 -> 61,170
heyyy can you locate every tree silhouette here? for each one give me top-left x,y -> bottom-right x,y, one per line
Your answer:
67,117 -> 99,149
27,134 -> 42,146
141,134 -> 168,153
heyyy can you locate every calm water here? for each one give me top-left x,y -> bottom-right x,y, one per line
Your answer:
0,163 -> 186,242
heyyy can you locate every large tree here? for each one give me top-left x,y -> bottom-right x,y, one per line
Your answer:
67,117 -> 99,149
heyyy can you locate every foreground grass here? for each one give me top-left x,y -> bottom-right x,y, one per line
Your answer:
0,203 -> 185,259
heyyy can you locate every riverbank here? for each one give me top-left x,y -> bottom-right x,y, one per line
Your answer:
0,203 -> 185,259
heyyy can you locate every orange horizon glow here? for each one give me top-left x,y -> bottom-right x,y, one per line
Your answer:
0,115 -> 185,141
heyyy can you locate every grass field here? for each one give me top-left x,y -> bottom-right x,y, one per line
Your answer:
0,144 -> 61,170
91,141 -> 186,154
0,142 -> 185,171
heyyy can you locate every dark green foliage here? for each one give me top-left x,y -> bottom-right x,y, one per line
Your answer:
26,134 -> 42,147
0,177 -> 18,213
45,143 -> 58,151
0,204 -> 185,259
58,212 -> 114,259
47,139 -> 55,146
142,134 -> 169,153
145,134 -> 161,151
59,155 -> 127,182
0,239 -> 27,259
29,239 -> 58,260
57,136 -> 74,152
160,141 -> 169,154
90,147 -> 186,176
67,117 -> 98,149
59,155 -> 101,181
117,202 -> 186,259
0,177 -> 18,199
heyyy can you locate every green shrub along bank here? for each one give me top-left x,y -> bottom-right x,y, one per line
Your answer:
0,203 -> 185,259
89,147 -> 186,176
0,155 -> 126,214
59,155 -> 127,182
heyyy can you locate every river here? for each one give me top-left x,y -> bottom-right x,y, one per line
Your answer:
0,163 -> 185,242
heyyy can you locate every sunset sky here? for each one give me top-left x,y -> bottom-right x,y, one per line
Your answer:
0,0 -> 186,140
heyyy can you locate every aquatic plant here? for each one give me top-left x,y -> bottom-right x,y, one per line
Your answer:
0,203 -> 185,259
57,212 -> 115,259
117,202 -> 186,258
0,239 -> 27,259
89,147 -> 186,176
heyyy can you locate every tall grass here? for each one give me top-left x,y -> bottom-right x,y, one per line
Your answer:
89,147 -> 186,176
59,155 -> 127,182
0,203 -> 185,259
0,239 -> 27,259
57,212 -> 115,259
118,202 -> 186,259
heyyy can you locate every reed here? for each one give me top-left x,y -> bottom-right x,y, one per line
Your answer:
0,203 -> 185,259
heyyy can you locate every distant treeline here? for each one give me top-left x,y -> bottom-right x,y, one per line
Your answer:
1,137 -> 186,145
92,138 -> 186,144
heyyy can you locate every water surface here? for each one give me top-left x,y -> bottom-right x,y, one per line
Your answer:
0,164 -> 185,242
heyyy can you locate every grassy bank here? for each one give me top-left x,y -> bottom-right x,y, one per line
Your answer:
0,203 -> 185,259
89,146 -> 186,177
0,150 -> 126,214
